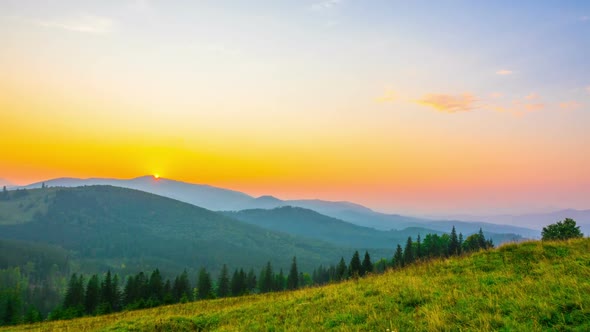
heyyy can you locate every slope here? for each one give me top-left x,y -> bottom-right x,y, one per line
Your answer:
8,238 -> 590,331
225,206 -> 443,248
0,186 -> 362,275
22,176 -> 540,238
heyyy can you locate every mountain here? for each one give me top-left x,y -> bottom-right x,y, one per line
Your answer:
223,206 -> 440,249
224,206 -> 523,248
429,209 -> 590,233
24,176 -> 254,211
21,176 -> 539,238
0,186 -> 380,276
15,238 -> 590,331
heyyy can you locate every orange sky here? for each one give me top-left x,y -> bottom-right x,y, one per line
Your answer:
1,1 -> 589,214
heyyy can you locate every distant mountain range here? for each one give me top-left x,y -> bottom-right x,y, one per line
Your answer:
0,186 -> 369,275
223,206 -> 522,249
20,175 -> 546,238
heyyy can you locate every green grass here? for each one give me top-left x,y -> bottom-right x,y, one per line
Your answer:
4,238 -> 590,331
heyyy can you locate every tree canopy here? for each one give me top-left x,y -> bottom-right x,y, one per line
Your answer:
542,218 -> 583,241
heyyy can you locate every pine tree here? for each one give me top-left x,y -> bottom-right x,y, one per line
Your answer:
148,269 -> 164,304
63,273 -> 85,316
478,228 -> 486,249
275,269 -> 286,291
336,257 -> 347,281
217,264 -> 230,298
287,256 -> 299,290
163,280 -> 173,304
85,274 -> 100,315
458,233 -> 464,254
173,270 -> 192,302
393,244 -> 404,268
197,267 -> 213,300
99,271 -> 114,314
246,268 -> 257,293
403,236 -> 414,265
416,234 -> 422,259
449,226 -> 460,256
259,261 -> 274,293
361,251 -> 373,276
349,251 -> 362,278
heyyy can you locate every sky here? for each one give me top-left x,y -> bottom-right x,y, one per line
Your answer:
1,0 -> 589,215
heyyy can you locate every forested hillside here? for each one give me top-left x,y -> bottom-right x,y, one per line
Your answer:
4,238 -> 588,331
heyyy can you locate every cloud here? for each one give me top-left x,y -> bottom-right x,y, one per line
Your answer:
559,101 -> 582,111
416,93 -> 478,113
489,92 -> 504,99
496,69 -> 513,75
311,0 -> 342,10
581,16 -> 589,21
29,15 -> 114,34
586,86 -> 590,94
483,93 -> 545,116
375,88 -> 397,103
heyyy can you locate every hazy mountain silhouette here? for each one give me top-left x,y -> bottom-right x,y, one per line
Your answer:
430,209 -> 590,234
0,186 -> 377,275
22,176 -> 540,237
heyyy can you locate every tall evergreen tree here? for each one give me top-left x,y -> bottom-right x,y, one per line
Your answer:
458,233 -> 464,254
287,256 -> 299,290
349,251 -> 362,278
63,273 -> 85,315
259,261 -> 274,293
393,244 -> 404,268
217,264 -> 230,298
85,274 -> 100,315
416,234 -> 422,259
173,270 -> 192,302
361,251 -> 373,276
148,269 -> 164,304
99,270 -> 114,314
449,226 -> 460,256
403,237 -> 414,265
275,269 -> 286,291
336,257 -> 347,281
476,228 -> 487,249
246,268 -> 257,292
197,267 -> 213,300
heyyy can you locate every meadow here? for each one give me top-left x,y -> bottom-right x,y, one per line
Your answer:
3,238 -> 589,331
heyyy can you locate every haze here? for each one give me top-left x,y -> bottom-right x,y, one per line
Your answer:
1,0 -> 589,215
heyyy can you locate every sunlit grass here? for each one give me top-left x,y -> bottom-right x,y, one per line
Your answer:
5,238 -> 590,331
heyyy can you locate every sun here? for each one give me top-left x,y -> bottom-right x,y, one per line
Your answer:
153,174 -> 160,179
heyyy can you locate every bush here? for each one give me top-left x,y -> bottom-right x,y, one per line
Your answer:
542,218 -> 583,241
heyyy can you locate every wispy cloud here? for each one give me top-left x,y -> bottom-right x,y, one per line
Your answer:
489,92 -> 504,99
375,88 -> 397,103
483,93 -> 544,116
496,69 -> 513,76
28,15 -> 114,34
586,86 -> 590,94
580,16 -> 589,22
311,0 -> 342,10
559,101 -> 582,111
416,93 -> 478,113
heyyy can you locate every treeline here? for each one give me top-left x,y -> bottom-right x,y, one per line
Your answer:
312,226 -> 493,285
1,226 -> 494,325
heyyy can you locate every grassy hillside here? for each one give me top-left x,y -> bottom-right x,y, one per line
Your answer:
0,186 -> 372,276
7,238 -> 590,331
